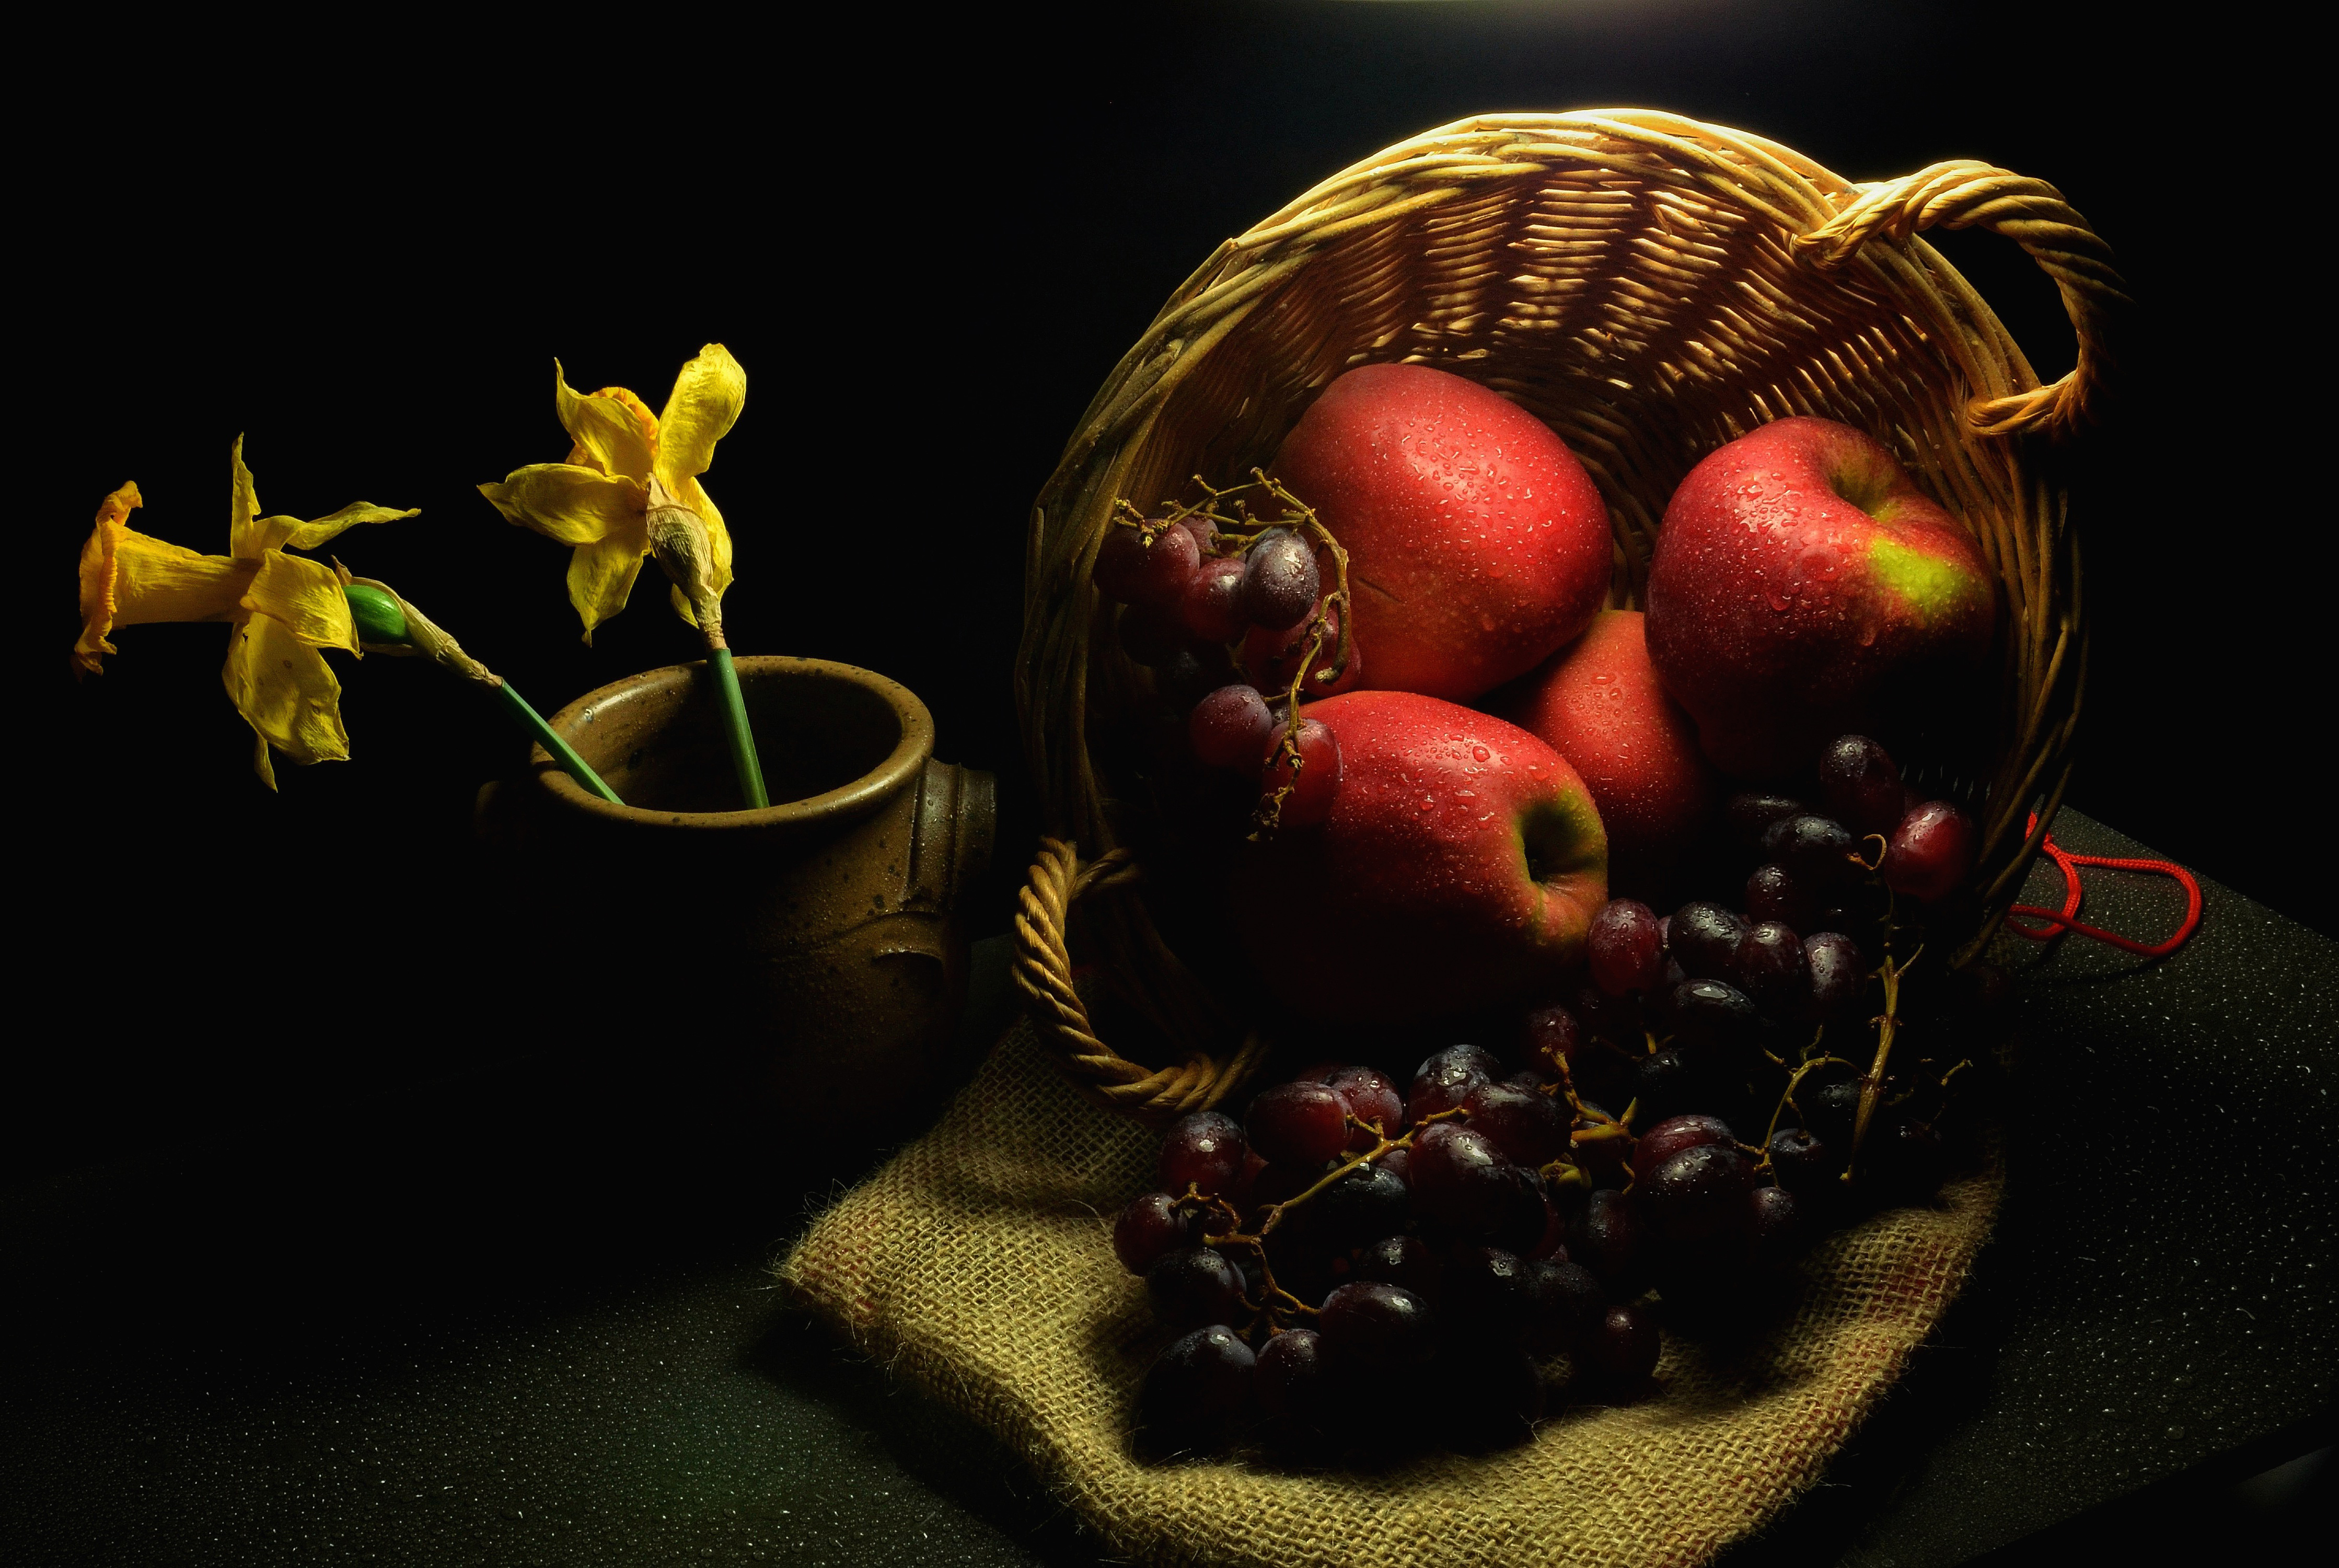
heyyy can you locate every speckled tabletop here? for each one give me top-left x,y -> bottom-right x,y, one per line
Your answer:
3,809 -> 2331,1567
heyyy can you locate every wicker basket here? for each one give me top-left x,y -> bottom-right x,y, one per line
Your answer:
1012,109 -> 2124,1123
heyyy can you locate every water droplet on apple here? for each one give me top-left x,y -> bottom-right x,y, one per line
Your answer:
1473,745 -> 1490,762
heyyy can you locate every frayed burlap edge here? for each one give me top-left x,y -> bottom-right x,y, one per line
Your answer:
778,1019 -> 2001,1568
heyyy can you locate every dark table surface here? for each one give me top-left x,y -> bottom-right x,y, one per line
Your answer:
4,808 -> 2332,1566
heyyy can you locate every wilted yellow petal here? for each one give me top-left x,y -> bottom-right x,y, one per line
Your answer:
229,436 -> 265,558
242,502 -> 422,555
111,533 -> 255,626
223,610 -> 349,770
244,549 -> 357,652
654,344 -> 744,492
556,364 -> 657,483
75,481 -> 142,674
567,532 -> 649,643
689,479 -> 734,599
479,464 -> 644,545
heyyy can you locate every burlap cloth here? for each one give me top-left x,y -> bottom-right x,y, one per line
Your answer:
778,1018 -> 2001,1568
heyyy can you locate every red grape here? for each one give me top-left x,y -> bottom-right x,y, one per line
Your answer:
1246,1081 -> 1350,1168
1567,1188 -> 1646,1296
1462,1081 -> 1571,1167
1354,1234 -> 1439,1297
1411,1123 -> 1519,1236
1579,1303 -> 1661,1390
1407,1046 -> 1497,1125
1638,1143 -> 1757,1247
1632,1114 -> 1736,1176
1315,1160 -> 1410,1248
1588,898 -> 1665,996
1667,978 -> 1757,1053
1324,1065 -> 1404,1147
1159,1110 -> 1247,1195
1442,1245 -> 1534,1341
1819,734 -> 1904,839
1316,1281 -> 1435,1367
1524,1258 -> 1606,1353
1113,1192 -> 1196,1275
1138,1324 -> 1255,1449
1239,527 -> 1321,630
1179,556 -> 1249,643
1243,602 -> 1347,695
1176,514 -> 1218,557
1188,683 -> 1273,772
1521,1003 -> 1585,1078
1095,519 -> 1200,605
1260,715 -> 1342,828
1147,1246 -> 1248,1331
1881,800 -> 1975,902
1255,1326 -> 1335,1427
1749,1185 -> 1802,1269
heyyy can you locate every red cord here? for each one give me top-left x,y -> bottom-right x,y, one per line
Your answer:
2003,811 -> 2203,957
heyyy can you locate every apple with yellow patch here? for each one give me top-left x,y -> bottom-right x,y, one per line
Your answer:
1644,417 -> 1996,780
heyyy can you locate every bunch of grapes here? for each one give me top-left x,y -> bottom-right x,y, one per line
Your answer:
1089,476 -> 1352,832
1113,733 -> 2002,1460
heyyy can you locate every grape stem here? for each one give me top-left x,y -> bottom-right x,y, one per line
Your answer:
1197,1106 -> 1468,1341
1755,1051 -> 1860,1175
1845,943 -> 1924,1182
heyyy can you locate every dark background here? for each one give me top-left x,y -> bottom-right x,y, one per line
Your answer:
10,3 -> 2333,1561
24,0 -> 2328,1169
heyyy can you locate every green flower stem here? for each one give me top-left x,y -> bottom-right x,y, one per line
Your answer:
708,648 -> 769,809
494,681 -> 625,806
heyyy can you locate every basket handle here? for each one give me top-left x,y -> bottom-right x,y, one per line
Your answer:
1010,838 -> 1268,1124
1795,160 -> 2130,441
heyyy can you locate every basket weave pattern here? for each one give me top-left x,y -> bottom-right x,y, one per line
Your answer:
1013,110 -> 2124,1117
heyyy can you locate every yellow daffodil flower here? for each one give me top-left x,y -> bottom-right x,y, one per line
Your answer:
478,343 -> 745,642
72,438 -> 418,786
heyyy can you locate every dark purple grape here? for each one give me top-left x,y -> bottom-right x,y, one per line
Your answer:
1315,1160 -> 1411,1249
1819,735 -> 1905,839
1117,598 -> 1186,666
1763,814 -> 1861,889
1179,555 -> 1248,644
1578,1303 -> 1662,1392
1668,978 -> 1757,1053
1095,519 -> 1201,605
1669,902 -> 1749,982
1324,1065 -> 1404,1148
1376,1146 -> 1411,1188
1435,1344 -> 1544,1450
1520,1003 -> 1585,1077
1317,1281 -> 1434,1367
1735,921 -> 1812,1017
1765,1125 -> 1837,1194
1138,1324 -> 1255,1449
1749,1185 -> 1802,1269
1238,527 -> 1321,631
1638,1144 -> 1757,1247
1462,1081 -> 1571,1167
1588,899 -> 1666,996
1804,932 -> 1868,1025
1726,792 -> 1805,850
1443,1246 -> 1534,1340
1744,863 -> 1815,933
1153,644 -> 1229,710
1407,1046 -> 1499,1125
1567,1189 -> 1646,1297
1147,1246 -> 1248,1331
1259,715 -> 1342,828
1354,1235 -> 1439,1298
1246,1081 -> 1350,1168
1632,1114 -> 1736,1178
1255,1326 -> 1337,1429
1410,1123 -> 1519,1236
1881,800 -> 1976,903
1804,1078 -> 1864,1149
1525,1258 -> 1606,1353
1188,683 -> 1273,773
1177,514 -> 1218,556
1113,1192 -> 1196,1275
1159,1111 -> 1247,1196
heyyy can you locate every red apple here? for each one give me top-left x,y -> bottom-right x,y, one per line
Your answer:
1230,691 -> 1607,1026
1272,363 -> 1612,702
1494,609 -> 1717,898
1644,417 -> 1995,779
